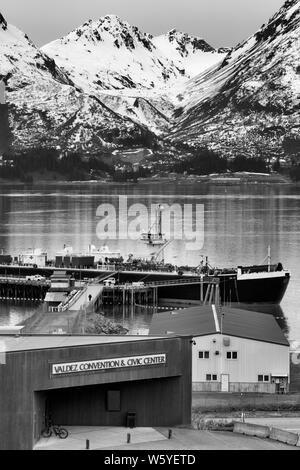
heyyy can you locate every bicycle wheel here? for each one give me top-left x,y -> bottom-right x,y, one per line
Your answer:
41,428 -> 52,438
58,428 -> 69,439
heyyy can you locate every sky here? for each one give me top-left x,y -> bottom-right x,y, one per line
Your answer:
1,0 -> 285,48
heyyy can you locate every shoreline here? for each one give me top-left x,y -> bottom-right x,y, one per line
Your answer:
0,172 -> 294,186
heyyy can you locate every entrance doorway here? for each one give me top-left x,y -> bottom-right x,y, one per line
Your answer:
221,374 -> 229,392
34,376 -> 181,432
272,376 -> 288,394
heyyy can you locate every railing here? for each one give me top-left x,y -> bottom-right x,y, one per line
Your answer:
58,287 -> 87,312
144,277 -> 219,288
99,277 -> 219,290
96,264 -> 116,271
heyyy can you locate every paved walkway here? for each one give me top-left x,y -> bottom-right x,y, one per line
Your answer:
69,285 -> 103,311
34,426 -> 296,451
104,428 -> 297,450
34,427 -> 166,451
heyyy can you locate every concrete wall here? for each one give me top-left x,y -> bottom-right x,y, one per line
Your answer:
192,334 -> 289,385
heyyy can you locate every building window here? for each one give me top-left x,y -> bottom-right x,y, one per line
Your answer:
227,351 -> 238,360
258,375 -> 270,382
206,374 -> 218,381
199,351 -> 210,359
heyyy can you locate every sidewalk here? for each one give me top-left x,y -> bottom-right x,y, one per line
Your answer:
34,426 -> 167,450
34,426 -> 296,451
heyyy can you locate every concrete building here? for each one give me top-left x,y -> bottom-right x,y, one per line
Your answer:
0,334 -> 192,450
150,305 -> 290,394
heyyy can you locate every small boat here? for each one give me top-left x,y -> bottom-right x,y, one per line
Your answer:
141,204 -> 167,246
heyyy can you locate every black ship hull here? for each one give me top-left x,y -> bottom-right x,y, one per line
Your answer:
154,273 -> 290,305
112,270 -> 290,305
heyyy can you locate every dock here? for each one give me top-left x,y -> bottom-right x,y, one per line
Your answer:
64,277 -> 221,310
0,271 -> 221,307
0,276 -> 50,301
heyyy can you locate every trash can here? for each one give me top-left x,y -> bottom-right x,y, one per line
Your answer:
126,411 -> 136,428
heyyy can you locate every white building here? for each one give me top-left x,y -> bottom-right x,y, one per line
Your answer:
19,249 -> 47,267
150,305 -> 290,394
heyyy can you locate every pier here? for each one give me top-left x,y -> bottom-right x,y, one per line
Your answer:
64,277 -> 221,311
0,276 -> 50,301
0,272 -> 221,307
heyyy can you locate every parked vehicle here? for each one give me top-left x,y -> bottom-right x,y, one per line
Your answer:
26,274 -> 46,282
103,278 -> 116,287
132,281 -> 145,288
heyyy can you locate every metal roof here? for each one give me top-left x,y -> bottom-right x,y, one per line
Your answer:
150,305 -> 289,347
150,306 -> 216,337
44,292 -> 67,303
0,335 -> 167,353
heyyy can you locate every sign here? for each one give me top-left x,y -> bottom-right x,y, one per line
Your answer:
51,353 -> 167,376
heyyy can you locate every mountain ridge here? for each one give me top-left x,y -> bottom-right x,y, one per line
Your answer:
0,12 -> 156,153
1,3 -> 299,160
168,0 -> 300,158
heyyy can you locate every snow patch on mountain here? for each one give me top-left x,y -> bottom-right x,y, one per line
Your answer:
153,29 -> 228,77
0,13 -> 73,91
41,15 -> 231,135
42,15 -> 186,93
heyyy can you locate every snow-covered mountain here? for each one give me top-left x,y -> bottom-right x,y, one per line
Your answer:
169,0 -> 300,158
3,2 -> 299,160
0,12 -> 72,89
153,29 -> 228,78
41,15 -> 229,134
0,12 -> 154,152
42,15 -> 186,92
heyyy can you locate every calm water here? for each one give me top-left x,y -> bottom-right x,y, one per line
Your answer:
0,181 -> 299,341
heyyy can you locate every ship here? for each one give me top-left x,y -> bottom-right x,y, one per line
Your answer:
0,245 -> 290,305
92,260 -> 290,305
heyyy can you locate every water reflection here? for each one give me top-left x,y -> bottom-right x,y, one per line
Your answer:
0,182 -> 299,339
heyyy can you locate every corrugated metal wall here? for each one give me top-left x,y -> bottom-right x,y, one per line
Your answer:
192,334 -> 289,385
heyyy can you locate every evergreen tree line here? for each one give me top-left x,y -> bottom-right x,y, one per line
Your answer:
0,148 -> 112,181
173,150 -> 268,174
1,145 -> 300,181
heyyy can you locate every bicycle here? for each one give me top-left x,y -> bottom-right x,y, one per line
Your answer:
41,424 -> 68,439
